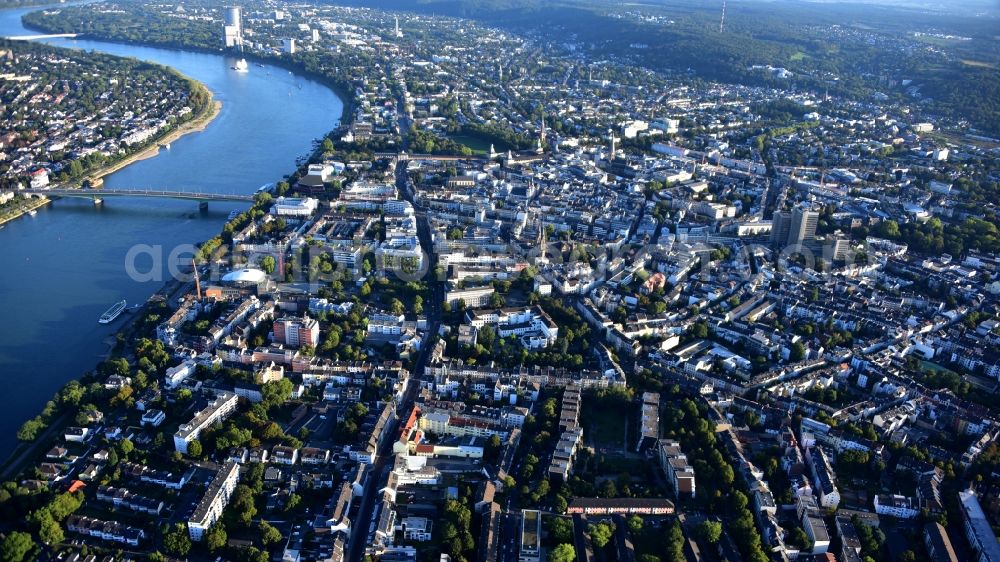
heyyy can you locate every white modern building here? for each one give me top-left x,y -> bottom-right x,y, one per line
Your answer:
874,494 -> 919,519
400,517 -> 433,541
188,462 -> 240,541
272,196 -> 317,216
165,360 -> 197,389
174,391 -> 239,454
445,285 -> 495,308
466,306 -> 559,349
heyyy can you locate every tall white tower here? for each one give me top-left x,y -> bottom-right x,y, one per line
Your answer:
394,16 -> 403,38
223,6 -> 243,49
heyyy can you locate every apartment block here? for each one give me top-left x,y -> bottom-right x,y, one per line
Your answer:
174,390 -> 239,454
188,462 -> 240,541
658,439 -> 696,498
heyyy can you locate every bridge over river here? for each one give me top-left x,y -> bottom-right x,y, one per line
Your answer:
14,187 -> 255,209
7,33 -> 78,40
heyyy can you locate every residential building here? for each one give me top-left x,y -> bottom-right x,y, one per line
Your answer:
565,498 -> 675,516
874,494 -> 919,519
174,390 -> 239,454
400,517 -> 433,542
637,392 -> 660,451
658,440 -> 696,498
140,409 -> 166,427
273,315 -> 320,348
808,447 -> 841,509
959,490 -> 1000,562
803,513 -> 831,554
188,462 -> 240,541
519,510 -> 541,562
772,206 -> 818,248
66,515 -> 145,546
924,522 -> 959,562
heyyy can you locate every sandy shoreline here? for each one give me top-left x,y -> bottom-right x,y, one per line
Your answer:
87,98 -> 223,183
0,196 -> 50,226
0,93 -> 222,226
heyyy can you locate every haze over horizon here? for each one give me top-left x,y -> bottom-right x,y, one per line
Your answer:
754,0 -> 999,15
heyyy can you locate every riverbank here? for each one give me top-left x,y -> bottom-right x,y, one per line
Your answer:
0,4 -> 345,463
0,84 -> 221,225
20,16 -> 353,129
0,195 -> 49,226
0,253 -> 186,478
86,96 -> 222,183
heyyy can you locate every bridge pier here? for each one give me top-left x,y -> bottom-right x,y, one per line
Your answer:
199,201 -> 209,212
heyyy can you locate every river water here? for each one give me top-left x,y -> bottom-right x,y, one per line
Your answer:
0,5 -> 343,457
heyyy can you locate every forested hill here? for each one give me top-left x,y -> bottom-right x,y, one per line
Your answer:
333,0 -> 1000,136
0,0 -> 63,8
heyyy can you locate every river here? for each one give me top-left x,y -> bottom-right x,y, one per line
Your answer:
0,5 -> 343,457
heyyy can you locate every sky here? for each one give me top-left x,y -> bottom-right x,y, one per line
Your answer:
785,0 -> 998,13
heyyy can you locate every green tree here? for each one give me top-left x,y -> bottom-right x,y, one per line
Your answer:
876,220 -> 900,239
548,543 -> 576,562
42,491 -> 84,521
589,521 -> 615,549
553,494 -> 568,514
259,255 -> 276,275
697,520 -> 722,544
38,514 -> 64,546
665,520 -> 685,560
598,479 -> 617,498
489,291 -> 505,308
390,298 -> 406,315
16,418 -> 45,442
549,517 -> 573,544
627,515 -> 643,534
245,547 -> 269,562
259,520 -> 282,546
163,524 -> 191,557
788,526 -> 812,549
0,531 -> 33,562
204,524 -> 227,552
790,342 -> 806,362
261,378 -> 294,407
689,321 -> 709,339
119,438 -> 134,457
186,439 -> 203,458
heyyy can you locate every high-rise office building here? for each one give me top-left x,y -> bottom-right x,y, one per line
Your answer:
771,206 -> 818,248
770,211 -> 791,247
223,7 -> 243,49
788,206 -> 819,246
